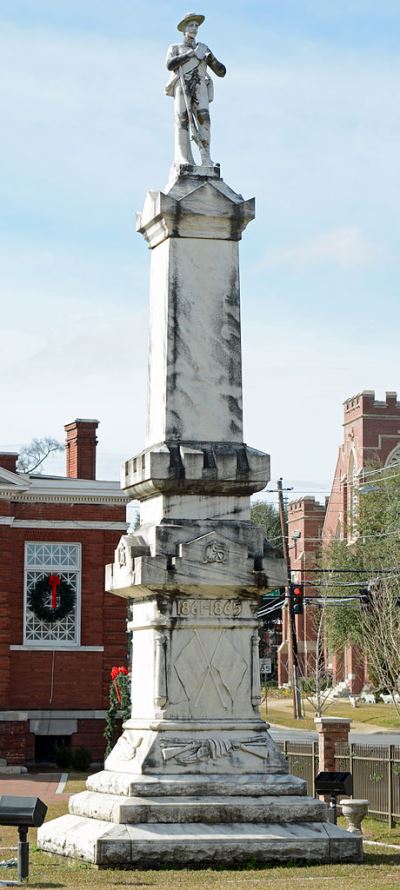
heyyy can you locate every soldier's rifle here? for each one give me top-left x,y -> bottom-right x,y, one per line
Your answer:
178,57 -> 203,152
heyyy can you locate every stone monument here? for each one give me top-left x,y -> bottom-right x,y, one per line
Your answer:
38,13 -> 362,866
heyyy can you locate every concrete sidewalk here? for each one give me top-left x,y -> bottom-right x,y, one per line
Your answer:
0,772 -> 69,803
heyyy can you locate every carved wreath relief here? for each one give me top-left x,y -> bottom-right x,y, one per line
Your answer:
202,539 -> 229,564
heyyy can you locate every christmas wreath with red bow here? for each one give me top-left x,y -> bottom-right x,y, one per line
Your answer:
104,665 -> 131,756
27,574 -> 76,623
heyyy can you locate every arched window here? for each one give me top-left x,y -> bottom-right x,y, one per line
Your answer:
385,443 -> 400,468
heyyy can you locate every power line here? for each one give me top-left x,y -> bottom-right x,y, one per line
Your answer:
262,565 -> 400,574
259,466 -> 400,500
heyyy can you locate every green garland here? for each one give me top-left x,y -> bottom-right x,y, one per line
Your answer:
27,575 -> 76,623
104,671 -> 131,757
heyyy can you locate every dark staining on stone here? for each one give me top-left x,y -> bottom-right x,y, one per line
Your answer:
166,555 -> 176,573
168,272 -> 193,366
236,446 -> 250,476
226,269 -> 240,308
178,387 -> 196,410
226,311 -> 240,336
230,419 -> 242,436
167,371 -> 179,396
222,394 -> 242,423
203,448 -> 217,470
253,554 -> 263,572
156,594 -> 171,614
167,270 -> 194,421
170,272 -> 180,367
171,202 -> 182,238
229,203 -> 245,242
169,445 -> 185,478
167,407 -> 183,440
227,343 -> 241,387
214,270 -> 242,387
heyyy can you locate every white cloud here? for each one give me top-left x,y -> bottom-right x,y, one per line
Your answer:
260,226 -> 378,270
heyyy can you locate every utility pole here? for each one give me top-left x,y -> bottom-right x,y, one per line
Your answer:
277,478 -> 303,720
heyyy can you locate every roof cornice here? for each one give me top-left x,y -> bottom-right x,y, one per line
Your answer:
0,491 -> 127,506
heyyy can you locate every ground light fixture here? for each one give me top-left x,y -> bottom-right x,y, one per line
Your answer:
0,795 -> 48,884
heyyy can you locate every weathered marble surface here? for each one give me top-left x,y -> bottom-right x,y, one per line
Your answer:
85,770 -> 308,798
69,791 -> 327,824
37,165 -> 361,866
165,14 -> 226,168
137,182 -> 254,448
38,817 -> 362,866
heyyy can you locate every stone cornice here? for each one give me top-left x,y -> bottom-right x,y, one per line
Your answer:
137,178 -> 255,248
0,518 -> 128,529
0,490 -> 127,505
0,474 -> 128,505
122,440 -> 269,500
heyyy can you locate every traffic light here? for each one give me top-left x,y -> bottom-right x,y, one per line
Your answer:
290,583 -> 304,616
360,587 -> 372,611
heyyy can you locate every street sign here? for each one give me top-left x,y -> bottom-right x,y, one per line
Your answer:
261,588 -> 283,602
260,657 -> 272,674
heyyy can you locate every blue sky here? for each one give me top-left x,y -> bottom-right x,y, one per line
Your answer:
1,1 -> 399,502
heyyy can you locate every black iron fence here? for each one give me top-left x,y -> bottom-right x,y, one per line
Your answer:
276,740 -> 400,826
277,740 -> 319,796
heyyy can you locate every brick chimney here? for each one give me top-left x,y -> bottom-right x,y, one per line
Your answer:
64,419 -> 99,480
0,453 -> 19,474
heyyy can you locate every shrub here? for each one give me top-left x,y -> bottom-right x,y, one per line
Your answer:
54,741 -> 72,769
71,747 -> 92,772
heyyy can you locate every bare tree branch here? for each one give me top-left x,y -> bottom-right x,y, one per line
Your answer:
17,437 -> 64,474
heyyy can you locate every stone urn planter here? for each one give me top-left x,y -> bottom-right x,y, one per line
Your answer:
340,799 -> 369,835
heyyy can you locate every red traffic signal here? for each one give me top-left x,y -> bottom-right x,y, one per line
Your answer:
290,582 -> 304,615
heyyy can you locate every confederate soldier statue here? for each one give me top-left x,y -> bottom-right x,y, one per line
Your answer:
165,12 -> 226,167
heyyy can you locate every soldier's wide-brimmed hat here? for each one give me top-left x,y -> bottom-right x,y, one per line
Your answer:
177,12 -> 205,32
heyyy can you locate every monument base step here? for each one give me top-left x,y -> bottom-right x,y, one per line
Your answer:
69,790 -> 327,825
87,770 -> 307,798
38,816 -> 362,865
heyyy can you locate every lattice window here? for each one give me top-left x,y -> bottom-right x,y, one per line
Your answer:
24,542 -> 81,646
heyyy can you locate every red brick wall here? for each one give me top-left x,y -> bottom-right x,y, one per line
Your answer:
0,722 -> 35,765
0,485 -> 127,720
278,498 -> 326,681
323,390 -> 400,692
4,526 -> 127,711
0,454 -> 18,473
73,718 -> 122,763
0,718 -> 122,765
13,502 -> 125,521
0,521 -> 11,709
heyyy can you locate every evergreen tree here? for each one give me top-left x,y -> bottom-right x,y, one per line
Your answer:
251,500 -> 284,558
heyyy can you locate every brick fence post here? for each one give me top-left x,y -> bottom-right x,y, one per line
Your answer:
315,717 -> 352,772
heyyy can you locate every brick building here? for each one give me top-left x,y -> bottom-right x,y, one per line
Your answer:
278,390 -> 400,693
278,497 -> 326,685
0,419 -> 128,765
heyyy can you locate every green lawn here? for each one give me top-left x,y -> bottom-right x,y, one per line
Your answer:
0,776 -> 399,889
262,694 -> 400,732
